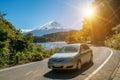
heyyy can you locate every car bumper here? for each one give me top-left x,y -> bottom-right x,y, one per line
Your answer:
48,62 -> 76,70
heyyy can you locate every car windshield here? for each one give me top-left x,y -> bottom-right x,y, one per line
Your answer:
57,45 -> 79,53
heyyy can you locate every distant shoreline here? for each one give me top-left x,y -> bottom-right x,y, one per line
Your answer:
38,42 -> 67,50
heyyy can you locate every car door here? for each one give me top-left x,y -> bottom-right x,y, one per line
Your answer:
83,44 -> 92,62
80,44 -> 91,64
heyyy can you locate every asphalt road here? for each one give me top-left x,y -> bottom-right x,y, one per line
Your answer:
0,46 -> 120,80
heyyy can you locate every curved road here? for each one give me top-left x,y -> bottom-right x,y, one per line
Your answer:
0,46 -> 120,80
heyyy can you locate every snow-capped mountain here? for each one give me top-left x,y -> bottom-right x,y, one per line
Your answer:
29,21 -> 72,36
39,21 -> 66,30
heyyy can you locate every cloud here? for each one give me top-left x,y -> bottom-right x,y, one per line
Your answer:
21,29 -> 32,33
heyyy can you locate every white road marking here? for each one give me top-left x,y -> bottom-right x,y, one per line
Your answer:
84,48 -> 113,80
25,71 -> 33,76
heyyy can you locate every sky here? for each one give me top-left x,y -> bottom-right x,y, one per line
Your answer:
0,0 -> 93,31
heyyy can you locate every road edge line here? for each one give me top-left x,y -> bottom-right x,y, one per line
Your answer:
84,48 -> 113,80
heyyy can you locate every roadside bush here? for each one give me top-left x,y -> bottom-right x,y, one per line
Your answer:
105,24 -> 120,50
0,47 -> 9,67
105,33 -> 120,50
31,52 -> 44,61
15,52 -> 24,64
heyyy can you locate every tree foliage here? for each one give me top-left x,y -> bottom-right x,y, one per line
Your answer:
0,12 -> 6,19
0,30 -> 8,41
82,0 -> 120,44
66,28 -> 90,44
105,24 -> 120,50
0,13 -> 58,67
66,0 -> 120,45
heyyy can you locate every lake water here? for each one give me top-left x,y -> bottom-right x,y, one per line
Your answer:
39,42 -> 67,50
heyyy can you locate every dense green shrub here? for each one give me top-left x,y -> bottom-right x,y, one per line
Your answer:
105,24 -> 120,50
0,30 -> 8,41
0,46 -> 9,67
31,52 -> 44,61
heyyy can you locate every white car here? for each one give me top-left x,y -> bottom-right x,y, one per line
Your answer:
48,44 -> 93,70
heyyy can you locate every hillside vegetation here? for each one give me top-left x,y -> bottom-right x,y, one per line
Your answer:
0,13 -> 58,68
105,24 -> 120,50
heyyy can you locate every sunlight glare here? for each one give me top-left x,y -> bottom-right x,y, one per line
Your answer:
85,7 -> 94,17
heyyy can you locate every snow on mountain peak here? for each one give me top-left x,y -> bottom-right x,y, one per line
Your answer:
29,21 -> 73,36
38,21 -> 66,30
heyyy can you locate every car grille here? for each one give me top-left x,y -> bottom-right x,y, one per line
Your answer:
52,66 -> 63,68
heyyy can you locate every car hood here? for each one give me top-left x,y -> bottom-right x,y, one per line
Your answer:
50,52 -> 78,59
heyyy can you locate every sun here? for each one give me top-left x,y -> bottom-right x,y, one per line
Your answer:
84,7 -> 95,17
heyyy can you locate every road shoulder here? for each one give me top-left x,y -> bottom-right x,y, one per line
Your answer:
111,59 -> 120,80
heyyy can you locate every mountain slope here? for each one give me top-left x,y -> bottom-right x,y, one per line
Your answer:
30,21 -> 72,36
33,30 -> 79,42
33,31 -> 69,42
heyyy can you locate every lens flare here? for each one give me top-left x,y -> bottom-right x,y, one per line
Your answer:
85,8 -> 94,17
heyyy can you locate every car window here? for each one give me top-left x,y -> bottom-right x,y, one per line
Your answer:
57,45 -> 79,53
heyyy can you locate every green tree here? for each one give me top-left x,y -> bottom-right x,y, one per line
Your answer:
112,24 -> 120,34
83,0 -> 120,44
105,24 -> 120,50
0,30 -> 8,42
66,30 -> 79,43
0,12 -> 6,19
66,29 -> 90,44
0,28 -> 9,67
